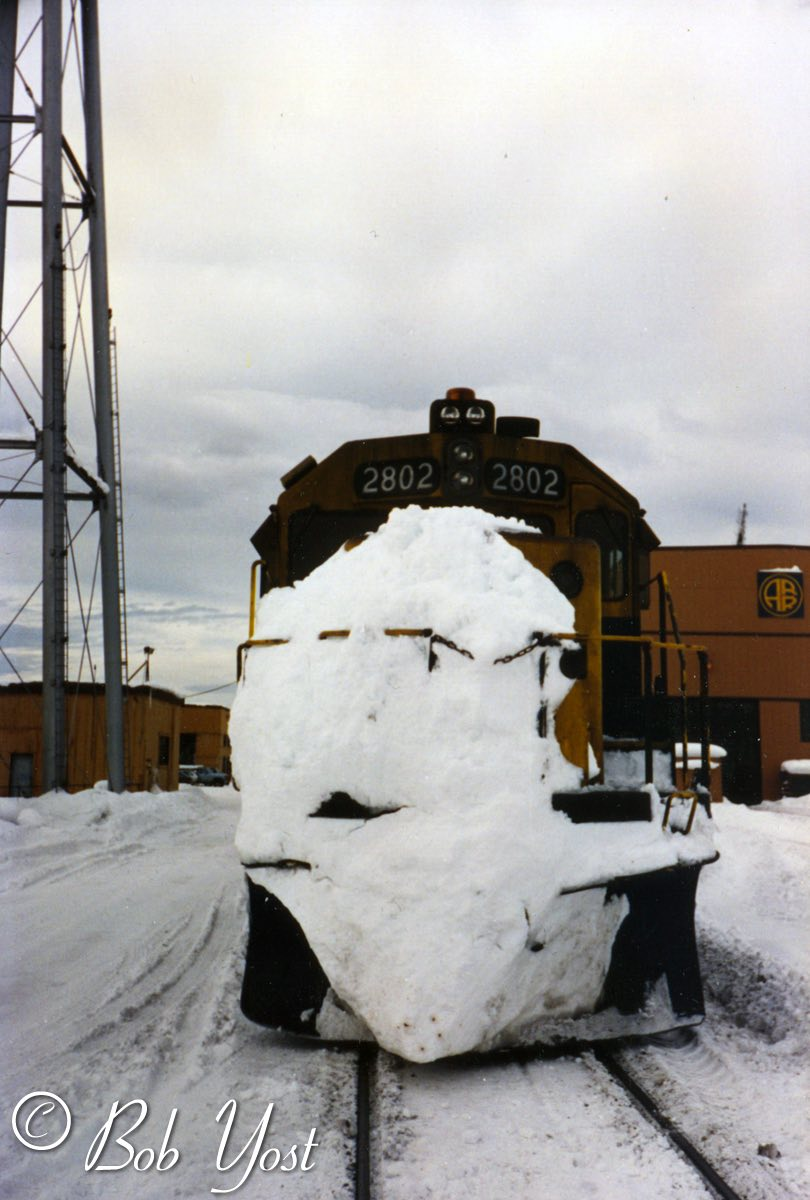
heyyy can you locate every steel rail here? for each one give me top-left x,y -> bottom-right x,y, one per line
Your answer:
349,1040 -> 751,1198
595,1047 -> 749,1200
355,1044 -> 374,1200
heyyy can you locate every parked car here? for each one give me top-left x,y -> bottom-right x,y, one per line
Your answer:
179,764 -> 229,787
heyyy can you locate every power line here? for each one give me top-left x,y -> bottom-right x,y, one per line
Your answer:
184,682 -> 236,700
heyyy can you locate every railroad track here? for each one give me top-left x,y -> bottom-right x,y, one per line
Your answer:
594,1046 -> 749,1200
352,1041 -> 752,1200
355,1043 -> 374,1200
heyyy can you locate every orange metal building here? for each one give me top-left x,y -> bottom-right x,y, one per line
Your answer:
178,702 -> 231,777
0,683 -> 230,797
642,545 -> 810,802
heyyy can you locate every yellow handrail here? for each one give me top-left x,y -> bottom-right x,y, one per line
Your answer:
237,628 -> 708,680
237,637 -> 289,680
248,559 -> 263,638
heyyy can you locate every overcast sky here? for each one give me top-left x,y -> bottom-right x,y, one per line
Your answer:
2,0 -> 809,703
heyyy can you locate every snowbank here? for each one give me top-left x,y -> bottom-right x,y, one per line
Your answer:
699,798 -> 810,999
0,782 -> 236,848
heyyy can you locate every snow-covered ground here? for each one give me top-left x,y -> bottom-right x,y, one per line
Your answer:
615,798 -> 810,1200
1,783 -> 807,1198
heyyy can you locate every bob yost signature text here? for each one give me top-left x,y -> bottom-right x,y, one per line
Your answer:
11,1091 -> 319,1193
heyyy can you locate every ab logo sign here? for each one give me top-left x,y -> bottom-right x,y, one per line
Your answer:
757,571 -> 804,619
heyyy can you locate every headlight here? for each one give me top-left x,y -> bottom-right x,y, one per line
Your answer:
452,441 -> 475,464
451,469 -> 475,489
550,560 -> 584,599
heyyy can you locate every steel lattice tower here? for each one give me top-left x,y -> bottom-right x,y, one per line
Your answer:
0,0 -> 125,792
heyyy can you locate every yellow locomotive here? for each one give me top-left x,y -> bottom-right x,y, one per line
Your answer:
231,388 -> 716,1059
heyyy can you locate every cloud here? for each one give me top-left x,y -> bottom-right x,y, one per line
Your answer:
99,1 -> 810,407
3,0 -> 809,698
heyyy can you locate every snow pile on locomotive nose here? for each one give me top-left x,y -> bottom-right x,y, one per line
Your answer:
230,507 -> 639,1060
251,503 -> 575,653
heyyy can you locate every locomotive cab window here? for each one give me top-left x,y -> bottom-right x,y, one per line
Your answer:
574,509 -> 629,600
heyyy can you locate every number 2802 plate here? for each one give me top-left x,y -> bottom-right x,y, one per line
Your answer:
354,457 -> 440,499
484,458 -> 566,500
352,456 -> 566,502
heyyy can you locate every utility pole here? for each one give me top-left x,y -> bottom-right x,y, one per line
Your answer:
1,1 -> 126,792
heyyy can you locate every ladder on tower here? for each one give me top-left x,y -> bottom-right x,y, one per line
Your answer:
110,327 -> 130,783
